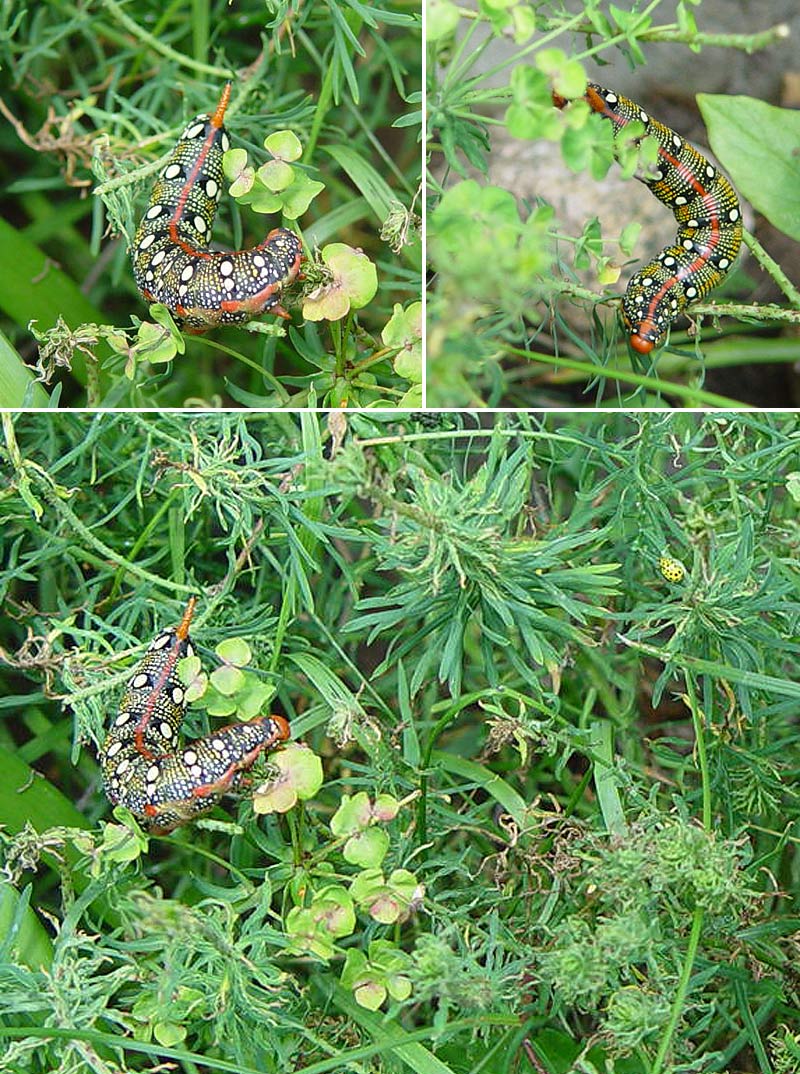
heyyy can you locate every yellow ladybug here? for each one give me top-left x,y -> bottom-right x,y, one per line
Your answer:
658,555 -> 686,583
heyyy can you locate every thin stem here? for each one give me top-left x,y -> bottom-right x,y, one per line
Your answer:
651,908 -> 705,1074
507,348 -> 751,409
742,229 -> 800,307
101,0 -> 232,79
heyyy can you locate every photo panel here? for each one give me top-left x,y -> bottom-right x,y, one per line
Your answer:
425,1 -> 799,408
1,409 -> 798,1071
1,1 -> 422,409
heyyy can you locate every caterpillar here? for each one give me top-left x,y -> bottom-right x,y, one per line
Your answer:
553,82 -> 742,354
98,597 -> 290,834
132,82 -> 302,333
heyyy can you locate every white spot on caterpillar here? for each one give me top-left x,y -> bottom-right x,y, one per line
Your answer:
672,134 -> 682,148
139,233 -> 156,251
205,179 -> 218,198
729,209 -> 739,222
115,711 -> 131,727
662,256 -> 676,267
687,220 -> 699,228
253,254 -> 266,268
211,738 -> 227,752
639,109 -> 648,122
178,284 -> 188,297
685,286 -> 698,299
172,686 -> 184,703
189,764 -> 203,778
146,204 -> 164,220
706,165 -> 715,178
641,277 -> 654,287
106,740 -> 123,758
183,750 -> 198,765
185,643 -> 195,658
221,132 -> 230,152
606,92 -> 618,105
652,170 -> 663,181
146,764 -> 159,783
220,260 -> 234,277
150,249 -> 166,267
164,163 -> 182,180
131,673 -> 150,689
193,215 -> 207,234
180,265 -> 194,282
116,758 -> 130,775
145,271 -> 154,283
674,196 -> 688,206
683,239 -> 694,250
185,121 -> 206,139
223,277 -> 235,292
160,721 -> 173,738
718,258 -> 730,269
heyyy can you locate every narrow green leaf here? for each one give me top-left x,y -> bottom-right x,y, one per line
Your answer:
432,751 -> 528,827
323,144 -> 396,222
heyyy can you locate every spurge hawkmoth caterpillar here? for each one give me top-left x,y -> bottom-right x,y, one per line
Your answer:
98,597 -> 289,834
553,83 -> 742,354
132,82 -> 302,333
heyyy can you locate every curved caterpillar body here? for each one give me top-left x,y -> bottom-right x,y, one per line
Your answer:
553,82 -> 742,354
99,597 -> 289,834
132,83 -> 302,333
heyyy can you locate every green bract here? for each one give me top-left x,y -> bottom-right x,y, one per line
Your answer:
303,244 -> 378,321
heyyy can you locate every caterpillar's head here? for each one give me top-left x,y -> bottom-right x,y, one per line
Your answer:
622,305 -> 663,355
622,264 -> 685,355
629,329 -> 658,354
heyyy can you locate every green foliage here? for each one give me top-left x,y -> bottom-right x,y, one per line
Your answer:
181,637 -> 276,719
0,411 -> 798,1072
428,181 -> 554,328
0,0 -> 421,408
536,811 -> 753,1045
340,433 -> 620,695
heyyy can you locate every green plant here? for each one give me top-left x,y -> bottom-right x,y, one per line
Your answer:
1,411 -> 798,1073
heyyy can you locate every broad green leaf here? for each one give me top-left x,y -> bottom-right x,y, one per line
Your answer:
0,218 -> 110,390
0,329 -> 49,407
699,93 -> 800,240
